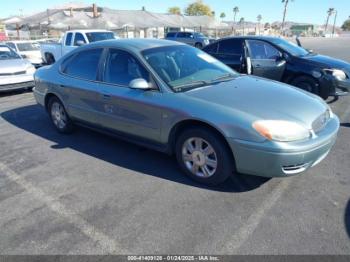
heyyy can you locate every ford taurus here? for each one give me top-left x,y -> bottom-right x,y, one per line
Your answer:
33,39 -> 339,185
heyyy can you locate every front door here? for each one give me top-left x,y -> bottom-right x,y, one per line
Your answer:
97,48 -> 163,142
246,40 -> 286,81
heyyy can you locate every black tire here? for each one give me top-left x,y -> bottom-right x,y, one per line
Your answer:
175,127 -> 234,185
291,75 -> 329,100
195,42 -> 203,49
45,53 -> 55,65
48,96 -> 74,134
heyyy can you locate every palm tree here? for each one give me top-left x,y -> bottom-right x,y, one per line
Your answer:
257,14 -> 262,35
325,8 -> 335,33
281,0 -> 294,34
233,6 -> 239,23
220,12 -> 226,21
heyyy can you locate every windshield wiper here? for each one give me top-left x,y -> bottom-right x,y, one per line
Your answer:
173,80 -> 209,92
211,73 -> 236,83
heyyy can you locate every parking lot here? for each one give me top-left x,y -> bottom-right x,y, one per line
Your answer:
0,38 -> 349,255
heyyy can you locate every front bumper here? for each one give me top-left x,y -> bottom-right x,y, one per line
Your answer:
228,116 -> 339,177
321,74 -> 350,96
0,74 -> 35,92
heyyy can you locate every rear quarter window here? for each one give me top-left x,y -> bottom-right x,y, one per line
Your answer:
61,48 -> 102,81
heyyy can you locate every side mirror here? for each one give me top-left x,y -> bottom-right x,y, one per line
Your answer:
76,40 -> 85,46
129,78 -> 150,90
275,56 -> 286,67
306,49 -> 313,53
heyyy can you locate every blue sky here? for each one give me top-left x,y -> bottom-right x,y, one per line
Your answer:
1,0 -> 349,26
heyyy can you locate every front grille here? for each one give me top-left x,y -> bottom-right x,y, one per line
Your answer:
0,71 -> 26,76
0,81 -> 35,91
312,110 -> 330,133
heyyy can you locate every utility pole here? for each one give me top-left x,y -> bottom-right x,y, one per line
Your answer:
332,10 -> 338,37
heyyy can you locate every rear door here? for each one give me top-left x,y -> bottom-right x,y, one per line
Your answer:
59,48 -> 103,124
62,32 -> 75,56
246,39 -> 286,81
214,39 -> 244,72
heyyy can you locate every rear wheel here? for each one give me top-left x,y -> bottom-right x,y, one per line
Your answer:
48,97 -> 74,134
45,53 -> 55,65
175,128 -> 234,185
291,75 -> 329,100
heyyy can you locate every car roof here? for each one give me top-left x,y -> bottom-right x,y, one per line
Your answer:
82,38 -> 185,52
219,35 -> 285,42
5,40 -> 37,43
66,29 -> 113,33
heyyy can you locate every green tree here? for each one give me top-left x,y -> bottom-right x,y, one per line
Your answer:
341,19 -> 350,31
168,6 -> 181,15
220,12 -> 226,20
185,0 -> 213,16
233,6 -> 239,23
325,8 -> 335,33
281,0 -> 294,33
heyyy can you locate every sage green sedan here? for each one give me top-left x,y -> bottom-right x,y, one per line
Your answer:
33,39 -> 339,185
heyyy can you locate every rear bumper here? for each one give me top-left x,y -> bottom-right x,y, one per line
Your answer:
228,116 -> 339,177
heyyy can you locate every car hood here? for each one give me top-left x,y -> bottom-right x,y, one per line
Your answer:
184,75 -> 328,128
0,59 -> 31,74
301,54 -> 350,72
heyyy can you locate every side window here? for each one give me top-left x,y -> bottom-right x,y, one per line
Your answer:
65,33 -> 73,46
74,33 -> 86,46
166,32 -> 176,38
185,32 -> 193,38
247,40 -> 281,60
62,48 -> 102,80
103,49 -> 149,86
218,39 -> 243,55
6,42 -> 16,50
204,42 -> 218,54
177,32 -> 185,38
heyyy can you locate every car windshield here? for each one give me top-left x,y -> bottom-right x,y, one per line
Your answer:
269,38 -> 309,57
142,45 -> 237,92
85,32 -> 115,42
16,42 -> 39,51
0,46 -> 21,60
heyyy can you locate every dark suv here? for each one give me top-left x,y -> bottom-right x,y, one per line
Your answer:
203,36 -> 350,99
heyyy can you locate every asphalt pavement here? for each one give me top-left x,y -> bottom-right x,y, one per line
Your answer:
0,38 -> 349,255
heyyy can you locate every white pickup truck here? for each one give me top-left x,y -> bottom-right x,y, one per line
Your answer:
41,30 -> 116,64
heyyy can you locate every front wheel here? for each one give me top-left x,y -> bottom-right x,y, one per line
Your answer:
291,76 -> 329,100
175,128 -> 234,185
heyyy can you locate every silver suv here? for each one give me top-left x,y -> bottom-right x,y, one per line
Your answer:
165,32 -> 210,48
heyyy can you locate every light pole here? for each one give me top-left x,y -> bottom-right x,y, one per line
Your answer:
332,10 -> 338,37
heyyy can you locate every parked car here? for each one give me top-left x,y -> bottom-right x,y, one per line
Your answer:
33,39 -> 339,185
202,36 -> 350,99
0,44 -> 35,92
165,31 -> 210,48
5,40 -> 43,68
40,30 -> 116,64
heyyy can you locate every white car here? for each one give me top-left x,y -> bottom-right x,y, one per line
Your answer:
0,44 -> 36,92
5,40 -> 43,67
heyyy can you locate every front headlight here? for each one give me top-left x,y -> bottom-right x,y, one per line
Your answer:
324,69 -> 347,81
26,65 -> 36,74
252,120 -> 311,142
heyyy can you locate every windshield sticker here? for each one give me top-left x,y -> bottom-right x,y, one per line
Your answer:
197,53 -> 216,63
